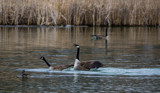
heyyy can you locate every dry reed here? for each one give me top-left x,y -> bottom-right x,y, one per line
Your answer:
0,0 -> 159,26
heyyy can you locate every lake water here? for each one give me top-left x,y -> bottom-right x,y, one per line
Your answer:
0,26 -> 160,92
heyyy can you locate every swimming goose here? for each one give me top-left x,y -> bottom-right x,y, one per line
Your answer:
40,56 -> 74,70
91,28 -> 108,40
21,70 -> 29,78
73,44 -> 103,70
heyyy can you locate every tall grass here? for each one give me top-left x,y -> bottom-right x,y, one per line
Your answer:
0,0 -> 159,26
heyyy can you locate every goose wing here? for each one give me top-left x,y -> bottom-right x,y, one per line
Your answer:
91,35 -> 103,39
52,64 -> 74,70
79,61 -> 103,70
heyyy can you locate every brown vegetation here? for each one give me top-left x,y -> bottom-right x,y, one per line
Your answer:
0,0 -> 159,26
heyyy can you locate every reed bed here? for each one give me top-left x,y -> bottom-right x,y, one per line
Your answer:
0,0 -> 159,26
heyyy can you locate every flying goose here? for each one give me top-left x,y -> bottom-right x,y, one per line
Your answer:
40,56 -> 74,70
91,28 -> 108,40
73,44 -> 103,70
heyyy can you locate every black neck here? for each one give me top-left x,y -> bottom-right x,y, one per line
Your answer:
43,57 -> 51,67
105,28 -> 108,36
76,47 -> 80,60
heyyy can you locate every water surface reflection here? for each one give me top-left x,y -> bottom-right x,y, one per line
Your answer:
0,26 -> 160,92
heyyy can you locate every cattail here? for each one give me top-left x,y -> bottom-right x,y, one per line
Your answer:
0,0 -> 159,26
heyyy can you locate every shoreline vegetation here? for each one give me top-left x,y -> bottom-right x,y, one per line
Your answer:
0,0 -> 160,26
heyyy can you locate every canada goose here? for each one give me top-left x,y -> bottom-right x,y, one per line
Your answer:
73,44 -> 103,70
91,28 -> 108,40
21,70 -> 29,78
40,56 -> 74,70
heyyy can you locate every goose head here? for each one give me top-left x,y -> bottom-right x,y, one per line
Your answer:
74,43 -> 80,48
40,56 -> 45,60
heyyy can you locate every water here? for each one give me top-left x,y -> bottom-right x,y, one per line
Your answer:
0,26 -> 160,92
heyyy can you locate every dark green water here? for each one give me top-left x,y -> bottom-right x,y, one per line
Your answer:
0,26 -> 160,92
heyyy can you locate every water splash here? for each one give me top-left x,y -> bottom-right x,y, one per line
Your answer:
17,67 -> 160,76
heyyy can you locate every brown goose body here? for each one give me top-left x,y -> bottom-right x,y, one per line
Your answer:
73,44 -> 103,70
91,35 -> 108,39
40,56 -> 73,70
49,64 -> 74,70
75,60 -> 103,71
91,28 -> 108,40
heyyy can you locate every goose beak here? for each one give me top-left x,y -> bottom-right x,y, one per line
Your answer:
40,56 -> 44,60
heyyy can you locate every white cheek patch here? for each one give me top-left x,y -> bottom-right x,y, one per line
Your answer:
76,46 -> 80,48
